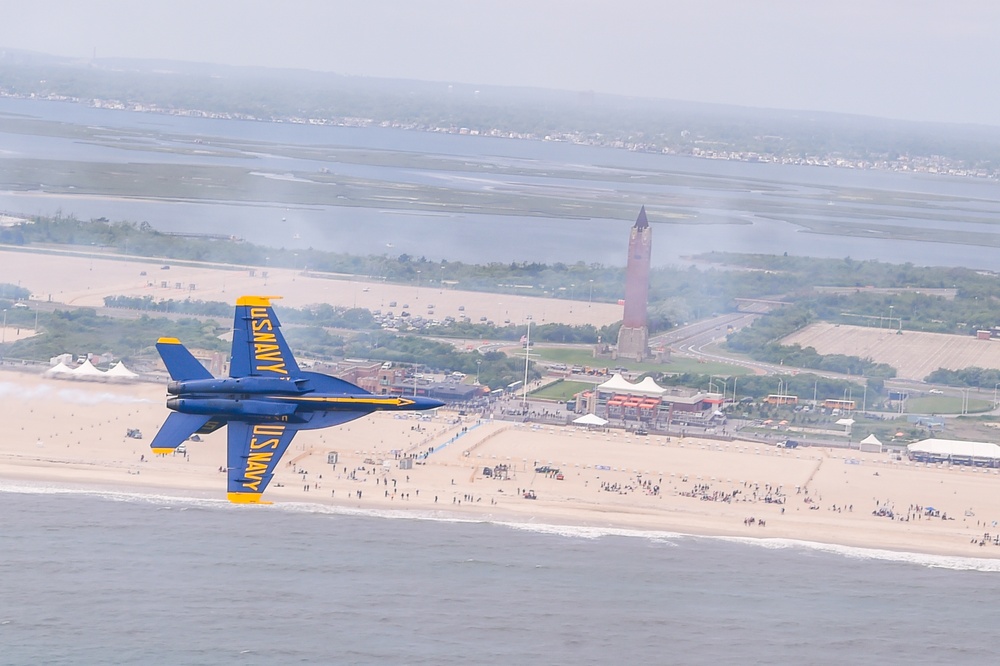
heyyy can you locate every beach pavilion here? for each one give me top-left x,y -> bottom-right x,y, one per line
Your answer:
906,438 -> 1000,467
573,373 -> 718,430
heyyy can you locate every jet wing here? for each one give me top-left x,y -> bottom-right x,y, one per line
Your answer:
229,296 -> 301,379
226,421 -> 298,503
150,412 -> 213,454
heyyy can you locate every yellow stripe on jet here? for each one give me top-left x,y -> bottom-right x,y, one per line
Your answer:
277,396 -> 416,407
157,337 -> 182,344
227,492 -> 272,505
236,295 -> 283,307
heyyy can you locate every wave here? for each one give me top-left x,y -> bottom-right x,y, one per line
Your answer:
707,535 -> 1000,572
0,479 -> 226,509
4,479 -> 998,571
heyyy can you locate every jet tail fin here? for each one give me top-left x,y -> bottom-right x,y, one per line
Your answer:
156,337 -> 213,381
150,412 -> 213,454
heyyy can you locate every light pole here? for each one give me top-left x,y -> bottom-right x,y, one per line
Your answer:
588,279 -> 594,307
993,382 -> 1000,409
522,321 -> 532,411
476,360 -> 482,385
711,375 -> 729,403
1,308 -> 6,344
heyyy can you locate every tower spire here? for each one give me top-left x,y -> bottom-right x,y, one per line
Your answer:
634,205 -> 648,229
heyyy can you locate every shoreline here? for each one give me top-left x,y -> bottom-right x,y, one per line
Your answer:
3,472 -> 999,572
2,368 -> 999,563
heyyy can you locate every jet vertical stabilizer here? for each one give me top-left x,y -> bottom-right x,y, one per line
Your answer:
156,337 -> 213,381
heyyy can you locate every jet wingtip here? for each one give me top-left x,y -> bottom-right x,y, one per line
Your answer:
227,492 -> 270,504
236,295 -> 284,307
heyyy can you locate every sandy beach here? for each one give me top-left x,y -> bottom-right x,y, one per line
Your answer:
2,367 -> 999,560
0,246 -> 622,327
0,247 -> 996,561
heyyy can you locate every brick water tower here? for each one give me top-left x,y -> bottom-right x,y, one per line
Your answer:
616,206 -> 652,361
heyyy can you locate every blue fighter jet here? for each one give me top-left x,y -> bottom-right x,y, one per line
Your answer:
150,295 -> 443,503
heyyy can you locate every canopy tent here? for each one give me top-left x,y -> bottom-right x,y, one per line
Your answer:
573,414 -> 609,427
44,361 -> 74,375
859,434 -> 883,453
596,374 -> 665,397
907,438 -> 1000,464
106,361 -> 139,379
70,359 -> 105,377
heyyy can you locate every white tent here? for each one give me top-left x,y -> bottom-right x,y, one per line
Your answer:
859,434 -> 883,453
596,373 -> 665,397
70,359 -> 106,379
106,361 -> 139,379
573,414 -> 609,427
907,438 -> 1000,464
45,361 -> 74,376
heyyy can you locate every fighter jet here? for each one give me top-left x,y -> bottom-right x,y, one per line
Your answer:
150,295 -> 443,503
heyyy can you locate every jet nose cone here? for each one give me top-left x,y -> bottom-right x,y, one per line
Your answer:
414,396 -> 445,410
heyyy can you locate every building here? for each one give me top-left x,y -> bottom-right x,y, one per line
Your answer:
575,374 -> 720,429
361,361 -> 483,403
616,207 -> 652,361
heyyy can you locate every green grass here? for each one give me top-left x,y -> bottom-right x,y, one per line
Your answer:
534,346 -> 752,376
906,396 -> 993,414
529,380 -> 594,401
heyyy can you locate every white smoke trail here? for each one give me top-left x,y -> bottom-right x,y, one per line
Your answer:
0,381 -> 153,405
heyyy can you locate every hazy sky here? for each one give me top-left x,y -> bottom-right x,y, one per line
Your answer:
2,0 -> 999,126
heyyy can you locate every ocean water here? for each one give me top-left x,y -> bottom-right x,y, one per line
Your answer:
1,483 -> 998,665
